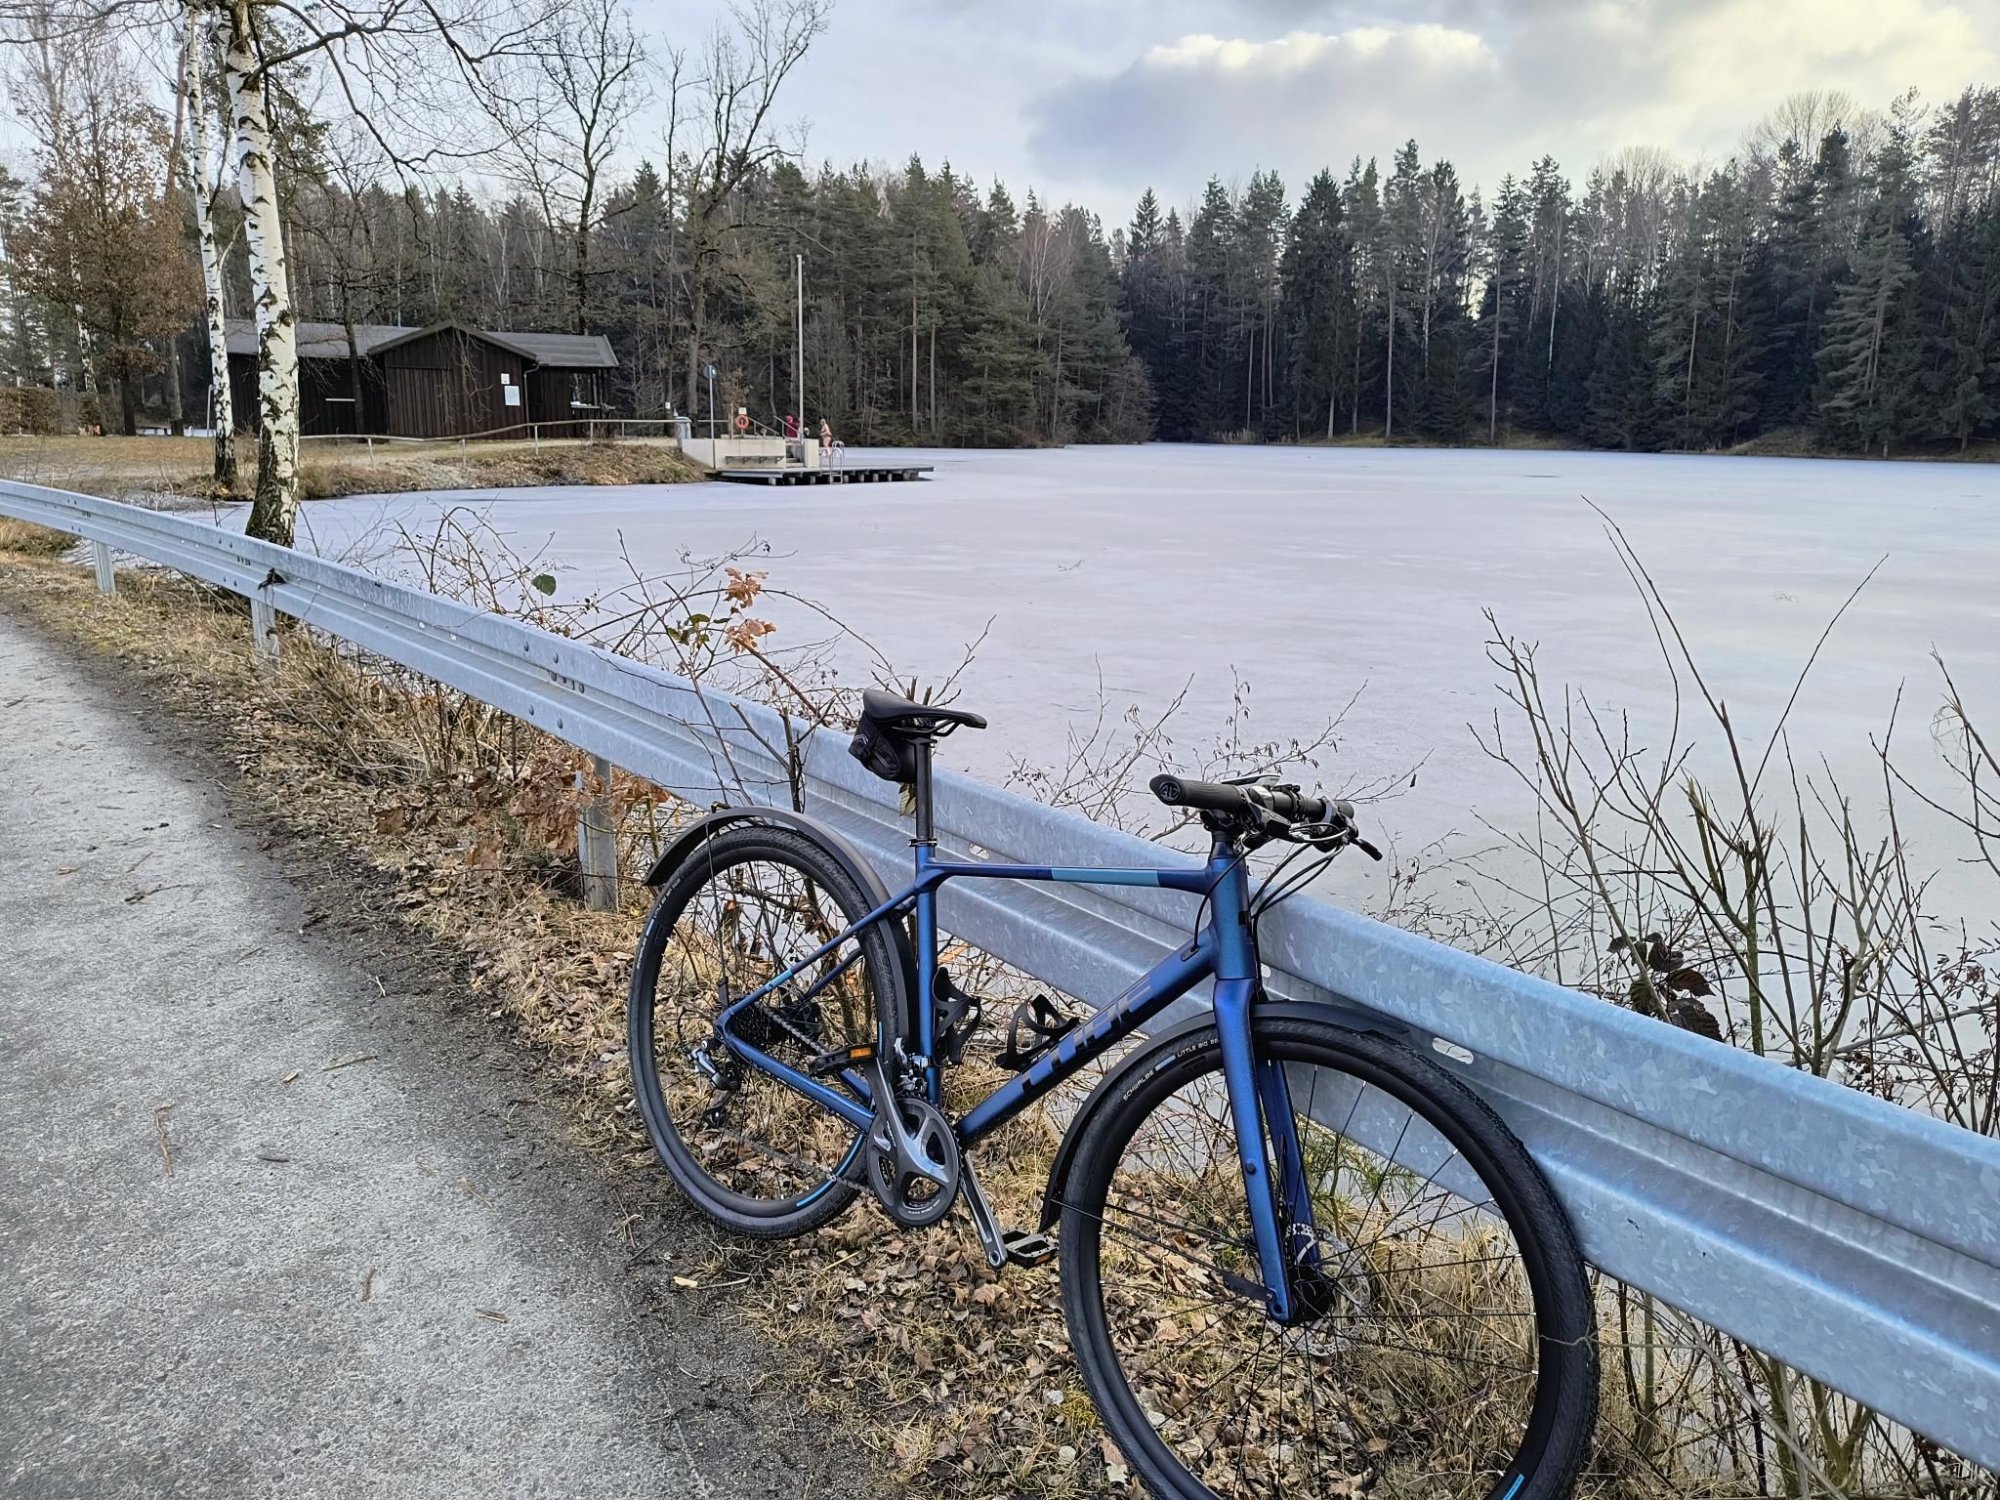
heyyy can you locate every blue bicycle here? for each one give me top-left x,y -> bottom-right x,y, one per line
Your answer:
629,690 -> 1598,1499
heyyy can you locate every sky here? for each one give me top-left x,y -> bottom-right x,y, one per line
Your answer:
638,0 -> 2000,222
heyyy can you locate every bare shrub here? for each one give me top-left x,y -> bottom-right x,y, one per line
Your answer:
1465,509 -> 1997,1497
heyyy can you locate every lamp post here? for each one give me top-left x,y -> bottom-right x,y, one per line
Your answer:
795,254 -> 805,444
703,363 -> 718,441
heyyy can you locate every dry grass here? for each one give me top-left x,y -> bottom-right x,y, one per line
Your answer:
0,517 -> 78,558
0,432 -> 703,504
0,434 -> 218,497
296,439 -> 705,499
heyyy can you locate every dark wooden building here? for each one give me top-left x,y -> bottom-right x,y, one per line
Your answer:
225,320 -> 618,439
225,321 -> 402,436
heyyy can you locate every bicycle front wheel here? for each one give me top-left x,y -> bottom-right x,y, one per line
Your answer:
1059,1014 -> 1597,1500
628,821 -> 907,1239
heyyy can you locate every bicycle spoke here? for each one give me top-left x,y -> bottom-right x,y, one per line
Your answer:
1078,1038 -> 1556,1500
642,841 -> 873,1214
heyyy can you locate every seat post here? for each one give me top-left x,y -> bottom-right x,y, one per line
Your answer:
910,736 -> 937,847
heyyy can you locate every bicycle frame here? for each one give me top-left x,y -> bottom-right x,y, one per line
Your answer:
710,826 -> 1321,1323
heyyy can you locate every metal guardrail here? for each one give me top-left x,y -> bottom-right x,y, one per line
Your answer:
3,479 -> 1997,1467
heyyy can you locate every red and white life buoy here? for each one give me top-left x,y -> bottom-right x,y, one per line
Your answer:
734,410 -> 751,432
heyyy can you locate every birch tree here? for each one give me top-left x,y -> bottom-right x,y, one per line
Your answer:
217,0 -> 298,540
177,2 -> 233,484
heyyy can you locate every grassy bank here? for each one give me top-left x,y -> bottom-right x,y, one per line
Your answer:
0,433 -> 705,503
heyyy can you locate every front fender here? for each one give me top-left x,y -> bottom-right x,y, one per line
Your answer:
1037,998 -> 1399,1232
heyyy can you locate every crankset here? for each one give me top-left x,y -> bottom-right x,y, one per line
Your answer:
864,1070 -> 961,1229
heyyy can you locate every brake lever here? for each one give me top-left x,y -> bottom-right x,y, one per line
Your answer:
1292,820 -> 1385,862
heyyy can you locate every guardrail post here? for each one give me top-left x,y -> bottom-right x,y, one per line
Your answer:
577,754 -> 618,911
91,540 -> 115,594
249,596 -> 279,666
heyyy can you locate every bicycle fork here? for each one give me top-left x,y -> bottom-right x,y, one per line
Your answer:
1209,860 -> 1322,1325
1214,979 -> 1320,1325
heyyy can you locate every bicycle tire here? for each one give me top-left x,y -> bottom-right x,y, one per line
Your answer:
1058,1012 -> 1597,1500
628,821 -> 908,1238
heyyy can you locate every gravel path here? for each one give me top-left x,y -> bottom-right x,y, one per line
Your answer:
0,607 -> 835,1499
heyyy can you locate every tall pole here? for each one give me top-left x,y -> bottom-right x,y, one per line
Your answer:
795,253 -> 805,435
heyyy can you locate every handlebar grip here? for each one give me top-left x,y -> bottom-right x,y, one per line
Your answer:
1149,774 -> 1249,816
1149,774 -> 1335,825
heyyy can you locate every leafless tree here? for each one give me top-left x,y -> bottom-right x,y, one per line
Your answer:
6,11 -> 195,433
3,0 -> 554,544
475,0 -> 647,334
289,115 -> 393,424
665,0 -> 830,414
1746,88 -> 1886,194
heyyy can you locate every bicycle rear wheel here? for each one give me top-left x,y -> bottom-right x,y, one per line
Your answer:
1059,1013 -> 1597,1499
628,821 -> 907,1238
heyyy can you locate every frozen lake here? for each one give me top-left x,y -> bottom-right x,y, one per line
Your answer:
275,445 -> 2000,917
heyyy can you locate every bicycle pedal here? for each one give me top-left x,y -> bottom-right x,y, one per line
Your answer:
1002,1229 -> 1057,1269
806,1042 -> 875,1077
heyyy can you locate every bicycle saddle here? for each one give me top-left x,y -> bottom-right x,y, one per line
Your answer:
850,689 -> 987,783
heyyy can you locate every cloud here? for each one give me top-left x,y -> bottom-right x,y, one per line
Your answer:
1029,25 -> 1506,188
1024,0 -> 2000,205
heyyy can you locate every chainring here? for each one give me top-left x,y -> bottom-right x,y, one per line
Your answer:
866,1095 -> 961,1229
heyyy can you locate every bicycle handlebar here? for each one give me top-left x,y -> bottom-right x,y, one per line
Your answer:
1152,780 -> 1336,828
1147,774 -> 1380,858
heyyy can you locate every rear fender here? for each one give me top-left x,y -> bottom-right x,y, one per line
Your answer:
1037,998 -> 1399,1232
644,804 -> 919,1036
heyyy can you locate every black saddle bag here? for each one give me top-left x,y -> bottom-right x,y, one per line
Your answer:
849,715 -> 916,783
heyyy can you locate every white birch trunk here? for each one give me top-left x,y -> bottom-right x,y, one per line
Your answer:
221,0 -> 300,544
181,7 -> 235,488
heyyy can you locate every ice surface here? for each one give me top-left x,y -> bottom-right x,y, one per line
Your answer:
254,444 -> 2000,920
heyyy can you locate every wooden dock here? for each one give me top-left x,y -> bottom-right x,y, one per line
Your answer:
714,464 -> 932,487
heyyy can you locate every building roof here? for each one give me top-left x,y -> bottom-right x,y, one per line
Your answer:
478,329 -> 620,369
369,322 -> 620,370
224,319 -> 618,370
224,320 -> 414,361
